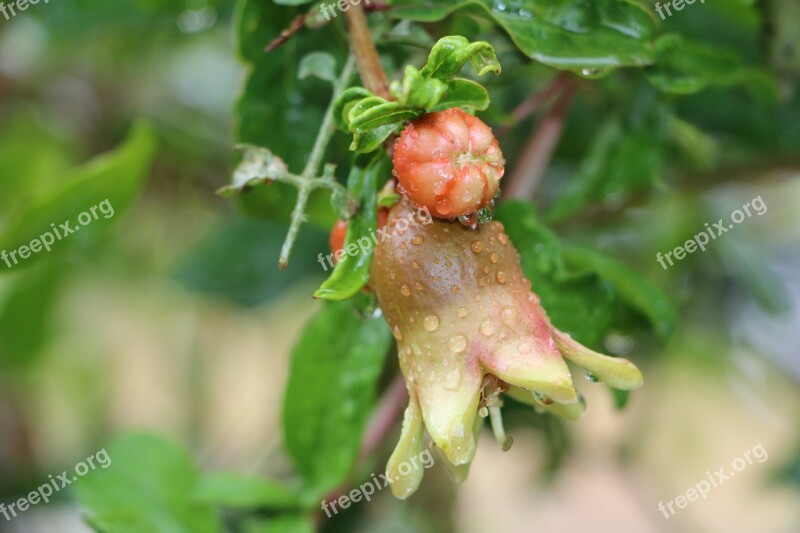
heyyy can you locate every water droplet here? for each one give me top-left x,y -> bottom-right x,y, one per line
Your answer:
489,253 -> 499,264
496,271 -> 507,284
470,240 -> 484,253
444,368 -> 461,390
501,307 -> 516,326
476,201 -> 495,223
461,190 -> 474,203
497,232 -> 508,245
411,235 -> 424,245
585,371 -> 600,383
483,266 -> 490,274
479,319 -> 496,336
534,392 -> 554,405
458,212 -> 478,227
400,284 -> 411,296
448,335 -> 467,353
436,199 -> 452,216
450,285 -> 460,295
392,325 -> 403,341
433,180 -> 447,195
423,314 -> 440,332
457,307 -> 468,318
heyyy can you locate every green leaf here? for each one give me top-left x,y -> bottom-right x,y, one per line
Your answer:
0,263 -> 63,370
351,123 -> 401,154
429,78 -> 491,112
314,153 -> 389,300
562,245 -> 677,339
418,35 -> 501,79
283,300 -> 392,497
646,34 -> 777,98
333,87 -> 374,132
75,433 -> 220,533
393,66 -> 449,109
347,97 -> 419,134
389,0 -> 657,75
0,121 -> 156,273
299,52 -> 337,84
193,472 -> 302,510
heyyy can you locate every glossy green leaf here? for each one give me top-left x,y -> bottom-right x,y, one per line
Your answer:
314,153 -> 389,300
283,299 -> 392,497
193,472 -> 302,510
333,87 -> 373,132
429,78 -> 491,112
418,35 -> 501,79
562,245 -> 677,339
0,121 -> 156,273
646,34 -> 776,98
299,51 -> 338,84
347,97 -> 419,134
75,433 -> 220,533
389,0 -> 657,74
393,66 -> 449,109
351,123 -> 401,154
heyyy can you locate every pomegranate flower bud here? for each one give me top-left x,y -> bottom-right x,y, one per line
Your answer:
392,108 -> 505,219
371,199 -> 643,498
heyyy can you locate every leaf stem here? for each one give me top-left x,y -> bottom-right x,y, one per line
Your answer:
278,55 -> 356,269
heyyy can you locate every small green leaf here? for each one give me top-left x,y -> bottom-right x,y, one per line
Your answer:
194,472 -> 302,510
283,299 -> 392,497
333,87 -> 373,132
75,433 -> 220,533
418,35 -> 501,79
351,124 -> 401,154
429,78 -> 491,112
393,66 -> 449,109
347,97 -> 419,134
299,52 -> 337,84
314,153 -> 389,300
610,387 -> 630,410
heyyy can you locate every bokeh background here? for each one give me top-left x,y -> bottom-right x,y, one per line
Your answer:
0,1 -> 798,532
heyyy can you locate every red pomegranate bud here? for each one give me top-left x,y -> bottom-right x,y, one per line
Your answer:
392,108 -> 505,219
370,199 -> 642,498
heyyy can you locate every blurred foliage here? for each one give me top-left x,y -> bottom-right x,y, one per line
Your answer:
0,0 -> 798,531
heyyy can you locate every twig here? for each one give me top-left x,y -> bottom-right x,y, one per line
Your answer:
504,79 -> 579,200
497,74 -> 571,137
344,4 -> 391,99
266,14 -> 306,53
278,55 -> 357,269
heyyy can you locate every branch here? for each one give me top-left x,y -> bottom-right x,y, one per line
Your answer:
278,55 -> 357,269
266,14 -> 306,53
497,74 -> 571,137
504,78 -> 579,200
344,5 -> 391,99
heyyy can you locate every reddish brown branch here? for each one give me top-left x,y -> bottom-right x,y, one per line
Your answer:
266,14 -> 306,53
504,79 -> 579,200
344,5 -> 391,99
497,74 -> 572,137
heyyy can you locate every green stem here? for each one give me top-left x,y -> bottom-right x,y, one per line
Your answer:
278,55 -> 356,269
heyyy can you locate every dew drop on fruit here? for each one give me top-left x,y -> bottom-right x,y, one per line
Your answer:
411,235 -> 424,245
585,371 -> 601,383
423,314 -> 440,332
489,253 -> 499,264
459,212 -> 478,227
457,307 -> 468,318
496,271 -> 507,284
479,320 -> 495,337
497,232 -> 508,245
448,335 -> 467,353
392,325 -> 403,341
476,201 -> 495,223
470,240 -> 484,253
400,284 -> 411,296
501,307 -> 516,326
436,199 -> 452,216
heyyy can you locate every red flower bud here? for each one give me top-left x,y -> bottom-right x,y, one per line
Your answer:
392,108 -> 504,219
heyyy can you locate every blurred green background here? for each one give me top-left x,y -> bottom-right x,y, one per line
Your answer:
0,0 -> 798,532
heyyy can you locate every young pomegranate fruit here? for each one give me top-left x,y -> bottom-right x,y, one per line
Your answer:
370,198 -> 643,498
392,108 -> 505,219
